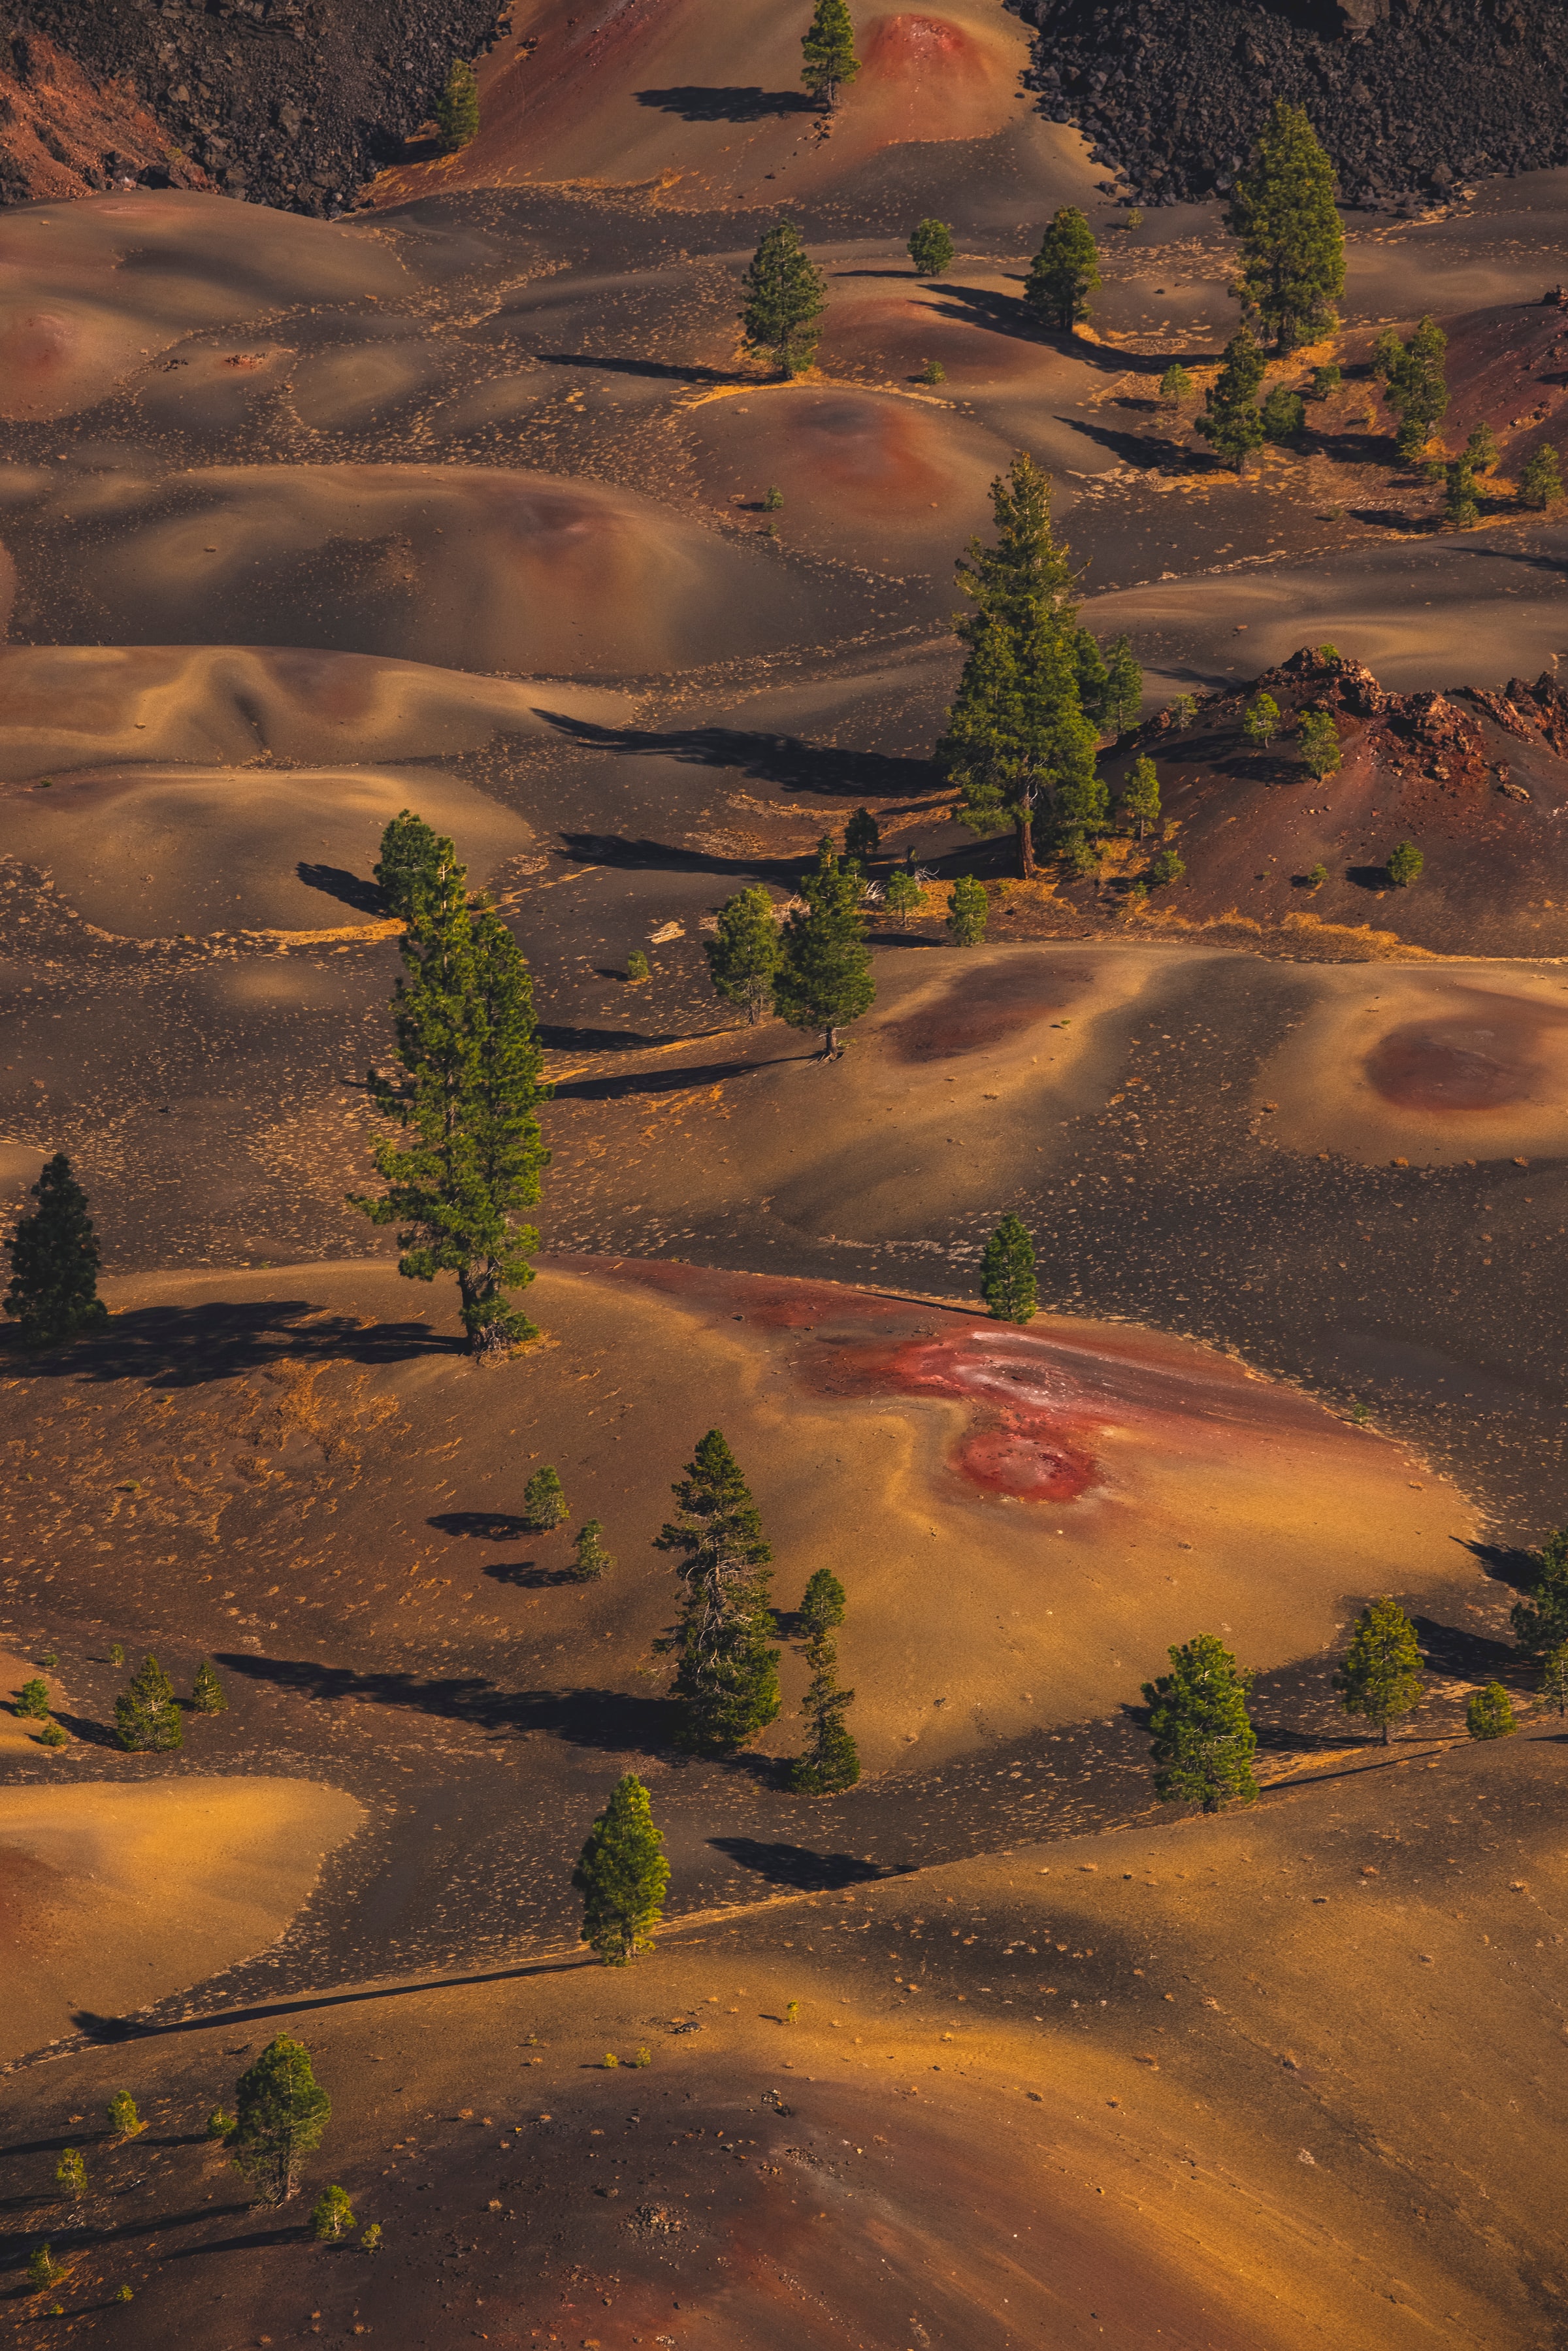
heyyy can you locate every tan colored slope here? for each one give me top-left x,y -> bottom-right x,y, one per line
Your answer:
0,1774 -> 363,2059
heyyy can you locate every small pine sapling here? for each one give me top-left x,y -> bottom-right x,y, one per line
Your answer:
602,2050 -> 619,2068
1306,863 -> 1328,888
981,1215 -> 1037,1324
1120,754 -> 1160,842
17,1677 -> 50,1719
762,484 -> 784,512
573,1774 -> 670,1965
360,2223 -> 383,2253
114,1654 -> 182,1753
571,1521 -> 614,1581
1466,1682 -> 1516,1739
108,1642 -> 125,1666
310,2184 -> 356,2242
1518,444 -> 1563,509
1444,453 -> 1479,529
1196,325 -> 1266,470
1464,422 -> 1500,474
39,1722 -> 68,1748
1310,363 -> 1341,398
57,2149 -> 86,2201
787,2000 -> 800,2023
1261,384 -> 1305,442
657,1428 -> 781,1750
1297,708 -> 1343,781
1158,362 -> 1194,406
1333,1596 -> 1424,1743
434,58 -> 480,152
632,2045 -> 652,2067
1243,691 -> 1280,748
39,1649 -> 57,1667
523,1465 -> 568,1531
107,2093 -> 144,2141
883,869 -> 923,928
625,949 -> 650,983
919,357 -> 945,385
28,2245 -> 62,2290
1124,206 -> 1144,229
843,807 -> 881,864
1369,326 -> 1404,382
1148,847 -> 1186,886
946,873 -> 988,944
799,1568 -> 847,1642
1168,692 -> 1198,728
1318,642 -> 1341,661
907,218 -> 954,276
115,2284 -> 133,2302
1386,840 -> 1424,887
191,1659 -> 225,1715
207,2108 -> 237,2141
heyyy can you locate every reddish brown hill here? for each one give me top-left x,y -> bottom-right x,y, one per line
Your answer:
0,29 -> 210,203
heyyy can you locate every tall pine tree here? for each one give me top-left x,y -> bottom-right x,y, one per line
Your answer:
656,1430 -> 781,1754
981,1215 -> 1037,1323
229,2035 -> 331,2205
374,809 -> 453,925
1384,314 -> 1449,459
1025,208 -> 1102,333
705,886 -> 781,1025
434,58 -> 480,152
114,1653 -> 183,1752
1511,1525 -> 1568,1655
1333,1596 -> 1424,1744
4,1154 -> 108,1349
800,0 -> 859,110
350,843 -> 549,1355
1227,101 -> 1345,353
1196,326 -> 1266,472
573,1775 -> 670,1964
773,838 -> 875,1057
740,222 -> 826,377
1143,1634 -> 1258,1812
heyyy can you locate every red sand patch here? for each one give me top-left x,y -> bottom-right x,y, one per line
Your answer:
862,10 -> 990,84
887,955 -> 1077,1060
1363,991 -> 1568,1114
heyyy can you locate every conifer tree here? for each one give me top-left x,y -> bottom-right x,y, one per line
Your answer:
907,218 -> 954,276
310,2185 -> 355,2242
1519,444 -> 1563,510
883,869 -> 923,928
1025,207 -> 1102,333
350,842 -> 549,1355
1466,1682 -> 1516,1740
705,887 -> 781,1026
655,1430 -> 781,1752
1369,326 -> 1404,384
571,1520 -> 614,1581
114,1654 -> 182,1753
574,1774 -> 670,1964
981,1214 -> 1037,1323
1539,1639 -> 1568,1718
1384,314 -> 1448,459
1445,453 -> 1479,529
1261,385 -> 1305,442
191,1659 -> 226,1715
28,2245 -> 61,2289
799,1567 -> 847,1641
1120,754 -> 1160,842
789,1630 -> 860,1793
1158,362 -> 1194,406
1298,708 -> 1342,781
106,2093 -> 143,2139
946,874 -> 988,945
843,807 -> 881,864
800,0 -> 859,109
4,1154 -> 109,1350
1149,846 -> 1185,887
1385,839 -> 1423,886
1102,636 -> 1143,736
229,2035 -> 331,2205
1333,1596 -> 1424,1744
1143,1634 -> 1258,1812
1227,101 -> 1345,353
57,2148 -> 86,2201
740,222 -> 826,376
1511,1525 -> 1568,1654
1073,628 -> 1109,731
523,1464 -> 567,1530
18,1677 -> 50,1719
1196,327 -> 1266,470
1243,691 -> 1281,748
374,810 -> 453,925
434,58 -> 480,152
1464,423 -> 1500,475
773,838 -> 875,1058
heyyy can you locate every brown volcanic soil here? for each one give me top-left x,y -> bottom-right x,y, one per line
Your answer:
0,30 -> 210,208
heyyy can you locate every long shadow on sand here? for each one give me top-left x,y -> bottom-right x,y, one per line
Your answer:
710,1837 -> 890,1890
634,84 -> 814,122
296,861 -> 384,915
215,1651 -> 676,1751
3,1303 -> 462,1387
538,351 -> 741,386
542,714 -> 938,801
551,1053 -> 793,1103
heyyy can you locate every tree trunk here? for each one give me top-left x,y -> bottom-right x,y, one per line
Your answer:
1381,1719 -> 1390,1746
1015,807 -> 1036,880
821,1025 -> 839,1058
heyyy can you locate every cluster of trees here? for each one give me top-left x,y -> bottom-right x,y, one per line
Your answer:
14,1651 -> 227,1753
704,837 -> 875,1057
1146,1530 -> 1568,1812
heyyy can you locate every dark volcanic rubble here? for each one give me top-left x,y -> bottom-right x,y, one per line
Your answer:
1024,0 -> 1568,210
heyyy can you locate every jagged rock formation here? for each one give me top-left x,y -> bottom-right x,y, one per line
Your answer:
0,28 -> 212,202
1024,0 -> 1568,210
0,0 -> 506,215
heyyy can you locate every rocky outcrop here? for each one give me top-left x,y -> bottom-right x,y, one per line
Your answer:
0,29 -> 211,203
0,0 -> 507,216
1024,0 -> 1568,212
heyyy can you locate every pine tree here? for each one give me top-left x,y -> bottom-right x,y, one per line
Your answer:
573,1773 -> 670,1964
655,1430 -> 781,1753
1102,636 -> 1143,736
1243,691 -> 1280,748
843,807 -> 881,864
705,887 -> 780,1025
1149,846 -> 1186,887
1073,628 -> 1109,731
349,844 -> 550,1355
1369,326 -> 1404,383
56,2148 -> 86,2201
1158,362 -> 1194,406
1386,839 -> 1423,887
311,2184 -> 355,2242
106,2092 -> 143,2139
981,1214 -> 1037,1323
1464,423 -> 1500,474
946,874 -> 988,945
374,810 -> 453,925
1384,314 -> 1448,458
1227,101 -> 1345,353
1261,385 -> 1305,442
740,222 -> 826,376
1333,1596 -> 1424,1744
1518,444 -> 1563,510
191,1659 -> 225,1715
571,1520 -> 614,1581
883,868 -> 923,928
800,0 -> 859,109
523,1464 -> 567,1530
114,1654 -> 182,1753
4,1154 -> 109,1349
789,1634 -> 860,1793
773,838 -> 875,1059
1196,327 -> 1266,470
1143,1634 -> 1258,1812
28,2245 -> 61,2289
1466,1682 -> 1516,1740
1445,453 -> 1479,529
1025,208 -> 1102,333
434,58 -> 480,152
799,1568 -> 846,1641
907,218 -> 954,276
18,1676 -> 50,1719
1120,754 -> 1160,842
1539,1639 -> 1568,1718
1298,709 -> 1342,781
1511,1526 -> 1568,1654
229,2035 -> 330,2205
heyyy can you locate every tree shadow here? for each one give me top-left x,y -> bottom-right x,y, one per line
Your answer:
1411,1612 -> 1520,1682
482,1559 -> 581,1590
537,1020 -> 698,1053
50,1709 -> 119,1750
428,1510 -> 532,1541
539,713 -> 939,802
1346,863 -> 1394,891
295,863 -> 384,915
633,84 -> 815,122
214,1651 -> 676,1752
1,1300 -> 463,1387
1462,1539 -> 1541,1600
709,1839 -> 889,1890
536,350 -> 740,387
558,830 -> 794,881
551,1053 -> 791,1104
